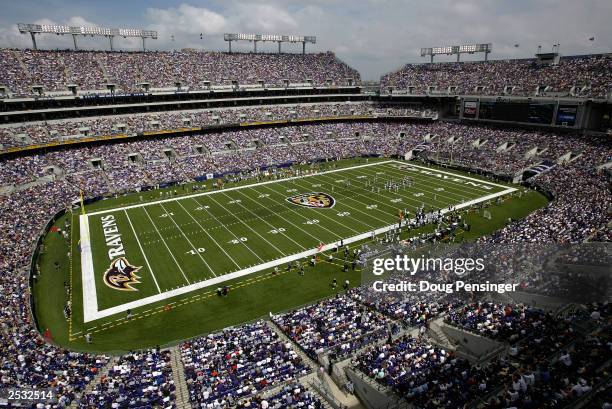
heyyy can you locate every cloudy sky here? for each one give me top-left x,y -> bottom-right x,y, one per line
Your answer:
1,0 -> 610,80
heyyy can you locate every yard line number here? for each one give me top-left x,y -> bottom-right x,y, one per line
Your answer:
268,228 -> 286,234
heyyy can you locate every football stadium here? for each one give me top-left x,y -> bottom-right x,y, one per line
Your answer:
0,1 -> 611,408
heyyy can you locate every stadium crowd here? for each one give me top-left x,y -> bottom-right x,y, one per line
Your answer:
0,122 -> 419,189
353,300 -> 609,409
272,293 -> 395,360
381,54 -> 612,98
3,49 -> 611,100
445,301 -> 563,342
180,321 -> 309,407
0,102 -> 426,150
0,49 -> 360,96
76,349 -> 176,408
482,136 -> 611,243
0,181 -> 109,407
350,288 -> 454,328
419,121 -> 607,176
238,383 -> 326,409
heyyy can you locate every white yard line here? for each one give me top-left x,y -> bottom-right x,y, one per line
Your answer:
190,196 -> 265,263
220,190 -> 305,250
372,165 -> 478,199
141,206 -> 193,284
388,161 -> 509,190
349,161 -> 513,211
175,200 -> 241,271
290,177 -> 392,227
258,184 -> 363,236
244,186 -> 345,241
310,171 -> 435,216
348,166 -> 469,208
124,210 -> 162,293
158,202 -> 213,282
205,193 -> 285,259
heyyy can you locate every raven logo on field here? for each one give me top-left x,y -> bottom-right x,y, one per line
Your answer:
287,192 -> 336,209
103,257 -> 142,291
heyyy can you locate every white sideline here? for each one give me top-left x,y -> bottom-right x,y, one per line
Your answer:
80,160 -> 517,323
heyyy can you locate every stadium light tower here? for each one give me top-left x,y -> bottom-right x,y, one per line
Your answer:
17,23 -> 158,51
223,33 -> 316,54
420,43 -> 492,63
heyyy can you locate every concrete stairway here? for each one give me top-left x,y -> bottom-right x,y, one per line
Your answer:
266,319 -> 320,371
428,317 -> 457,350
169,346 -> 192,409
99,170 -> 116,194
0,185 -> 14,196
95,55 -> 110,85
13,50 -> 32,80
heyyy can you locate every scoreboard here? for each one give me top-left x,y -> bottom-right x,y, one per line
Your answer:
478,101 -> 555,124
461,98 -> 581,128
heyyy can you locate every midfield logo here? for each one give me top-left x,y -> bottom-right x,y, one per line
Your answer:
103,257 -> 142,291
287,192 -> 336,209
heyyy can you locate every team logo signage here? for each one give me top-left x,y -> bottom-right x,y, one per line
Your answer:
103,257 -> 142,291
287,192 -> 336,209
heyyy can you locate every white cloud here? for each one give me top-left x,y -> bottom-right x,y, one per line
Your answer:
0,24 -> 31,49
146,4 -> 226,35
228,3 -> 298,32
65,16 -> 98,28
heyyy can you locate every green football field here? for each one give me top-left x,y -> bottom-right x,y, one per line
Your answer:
78,159 -> 513,319
33,157 -> 550,352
